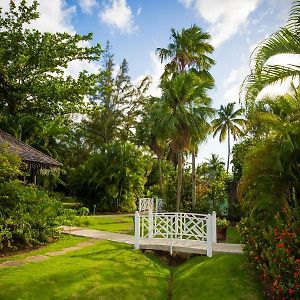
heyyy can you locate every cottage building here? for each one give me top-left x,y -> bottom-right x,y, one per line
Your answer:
0,129 -> 61,184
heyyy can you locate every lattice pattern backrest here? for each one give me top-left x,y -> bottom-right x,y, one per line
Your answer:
139,198 -> 154,212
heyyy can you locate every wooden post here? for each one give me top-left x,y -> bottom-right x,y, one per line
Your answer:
212,211 -> 217,243
148,210 -> 153,239
207,214 -> 213,257
134,211 -> 140,249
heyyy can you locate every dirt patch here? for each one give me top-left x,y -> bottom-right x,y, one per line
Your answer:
75,241 -> 94,247
0,239 -> 58,259
62,246 -> 82,253
0,260 -> 26,267
45,250 -> 67,256
143,249 -> 200,266
25,255 -> 49,262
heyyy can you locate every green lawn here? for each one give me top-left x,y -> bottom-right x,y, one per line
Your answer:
0,238 -> 169,300
172,254 -> 263,300
72,215 -> 134,234
0,236 -> 263,300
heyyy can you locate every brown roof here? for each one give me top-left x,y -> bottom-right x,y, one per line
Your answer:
0,129 -> 62,170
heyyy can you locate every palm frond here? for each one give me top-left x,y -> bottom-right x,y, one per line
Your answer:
251,28 -> 300,71
242,65 -> 300,105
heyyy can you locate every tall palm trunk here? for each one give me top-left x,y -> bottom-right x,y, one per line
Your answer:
227,126 -> 231,172
192,150 -> 196,210
158,155 -> 164,197
176,151 -> 183,211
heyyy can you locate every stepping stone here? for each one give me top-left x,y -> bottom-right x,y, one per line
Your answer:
0,260 -> 25,267
75,241 -> 94,247
62,246 -> 82,253
45,250 -> 66,256
25,255 -> 49,262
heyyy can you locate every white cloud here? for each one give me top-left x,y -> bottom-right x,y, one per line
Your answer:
137,7 -> 142,16
1,0 -> 76,33
223,64 -> 249,102
29,0 -> 76,33
266,53 -> 300,67
223,69 -> 238,88
257,79 -> 297,100
134,51 -> 165,97
256,53 -> 300,100
78,0 -> 98,14
66,59 -> 100,78
178,0 -> 260,47
99,0 -> 137,34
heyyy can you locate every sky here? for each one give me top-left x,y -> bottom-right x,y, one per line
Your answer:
1,0 -> 298,168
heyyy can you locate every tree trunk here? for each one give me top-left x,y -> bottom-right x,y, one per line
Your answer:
158,156 -> 164,198
176,151 -> 183,211
192,150 -> 196,210
227,127 -> 231,172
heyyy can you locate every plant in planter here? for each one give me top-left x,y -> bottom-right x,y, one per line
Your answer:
216,217 -> 230,241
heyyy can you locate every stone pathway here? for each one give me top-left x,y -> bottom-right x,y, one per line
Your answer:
0,239 -> 96,268
61,226 -> 243,255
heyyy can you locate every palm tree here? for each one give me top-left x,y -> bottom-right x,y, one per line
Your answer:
157,72 -> 212,211
156,25 -> 215,210
212,102 -> 245,172
156,25 -> 215,77
241,1 -> 300,106
204,154 -> 225,179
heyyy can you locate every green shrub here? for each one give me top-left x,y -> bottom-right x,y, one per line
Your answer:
0,180 -> 67,249
77,207 -> 89,216
0,144 -> 23,183
69,142 -> 153,212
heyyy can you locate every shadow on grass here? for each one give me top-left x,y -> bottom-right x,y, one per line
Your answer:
0,241 -> 169,300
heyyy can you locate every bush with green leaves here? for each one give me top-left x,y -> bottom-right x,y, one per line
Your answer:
0,144 -> 23,183
0,180 -> 67,249
69,142 -> 153,212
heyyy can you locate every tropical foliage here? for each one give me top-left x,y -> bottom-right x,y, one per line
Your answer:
241,0 -> 300,106
236,1 -> 300,298
69,142 -> 153,212
0,149 -> 67,249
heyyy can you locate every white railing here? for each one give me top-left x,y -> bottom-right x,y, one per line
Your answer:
138,197 -> 163,213
134,211 -> 216,257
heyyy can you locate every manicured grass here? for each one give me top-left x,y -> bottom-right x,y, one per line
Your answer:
72,215 -> 134,234
0,240 -> 169,300
172,254 -> 263,300
0,236 -> 263,300
0,235 -> 88,263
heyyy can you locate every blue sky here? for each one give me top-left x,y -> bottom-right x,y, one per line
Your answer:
1,0 -> 297,167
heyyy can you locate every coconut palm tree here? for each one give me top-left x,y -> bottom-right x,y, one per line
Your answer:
204,154 -> 225,179
212,102 -> 245,172
241,1 -> 300,106
157,72 -> 213,211
156,25 -> 215,209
